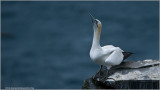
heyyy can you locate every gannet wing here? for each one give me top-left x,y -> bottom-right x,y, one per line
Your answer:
102,45 -> 133,60
104,47 -> 123,66
102,45 -> 123,55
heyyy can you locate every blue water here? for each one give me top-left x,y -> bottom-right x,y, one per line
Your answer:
1,1 -> 159,89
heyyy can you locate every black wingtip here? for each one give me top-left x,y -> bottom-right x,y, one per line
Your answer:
122,52 -> 133,60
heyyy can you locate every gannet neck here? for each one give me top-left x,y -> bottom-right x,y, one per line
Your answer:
91,27 -> 101,49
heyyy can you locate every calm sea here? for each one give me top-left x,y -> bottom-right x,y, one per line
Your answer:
1,1 -> 159,89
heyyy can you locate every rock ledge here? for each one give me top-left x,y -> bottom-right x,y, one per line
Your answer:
82,60 -> 160,89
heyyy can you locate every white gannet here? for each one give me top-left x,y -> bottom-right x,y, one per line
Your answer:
89,14 -> 133,75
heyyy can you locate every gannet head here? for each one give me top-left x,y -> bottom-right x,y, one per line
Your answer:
89,13 -> 102,31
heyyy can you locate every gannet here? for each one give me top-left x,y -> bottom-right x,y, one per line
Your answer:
89,14 -> 133,75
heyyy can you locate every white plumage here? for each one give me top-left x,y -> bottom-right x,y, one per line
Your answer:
89,14 -> 124,70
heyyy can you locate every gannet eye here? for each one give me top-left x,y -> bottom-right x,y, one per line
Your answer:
95,20 -> 98,27
95,20 -> 98,24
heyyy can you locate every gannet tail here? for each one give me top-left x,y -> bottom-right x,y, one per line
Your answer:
122,52 -> 133,60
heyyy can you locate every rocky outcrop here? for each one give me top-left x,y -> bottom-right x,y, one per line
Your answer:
82,60 -> 160,89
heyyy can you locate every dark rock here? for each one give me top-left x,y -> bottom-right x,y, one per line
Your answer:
82,60 -> 160,89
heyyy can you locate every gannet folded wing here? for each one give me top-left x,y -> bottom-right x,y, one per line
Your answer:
104,47 -> 124,65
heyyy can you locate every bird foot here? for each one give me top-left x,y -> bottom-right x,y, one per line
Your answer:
93,67 -> 106,80
93,66 -> 116,82
93,70 -> 103,80
99,69 -> 115,83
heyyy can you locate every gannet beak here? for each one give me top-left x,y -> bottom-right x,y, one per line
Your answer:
89,13 -> 95,24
